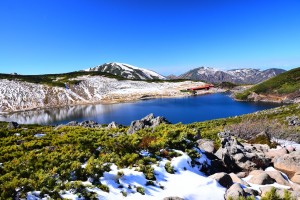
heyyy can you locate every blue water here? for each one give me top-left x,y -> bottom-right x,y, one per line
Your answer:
0,93 -> 280,125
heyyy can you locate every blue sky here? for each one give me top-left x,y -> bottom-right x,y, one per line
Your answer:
0,0 -> 300,75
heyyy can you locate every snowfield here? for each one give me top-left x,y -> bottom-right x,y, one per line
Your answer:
0,76 -> 215,113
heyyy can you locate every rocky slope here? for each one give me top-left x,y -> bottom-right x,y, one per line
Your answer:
178,67 -> 285,84
0,76 -> 211,113
85,62 -> 166,80
235,67 -> 300,103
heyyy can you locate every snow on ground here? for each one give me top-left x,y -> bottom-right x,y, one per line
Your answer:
272,138 -> 300,151
58,150 -> 226,200
0,76 -> 210,113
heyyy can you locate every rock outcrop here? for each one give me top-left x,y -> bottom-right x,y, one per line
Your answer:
214,132 -> 271,173
127,113 -> 171,134
273,151 -> 300,178
225,183 -> 246,200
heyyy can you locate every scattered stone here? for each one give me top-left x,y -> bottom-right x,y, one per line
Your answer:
197,139 -> 215,153
107,121 -> 120,129
229,173 -> 250,186
273,151 -> 300,178
7,121 -> 19,129
127,113 -> 171,134
291,171 -> 300,184
66,120 -> 101,128
225,183 -> 246,200
248,172 -> 275,185
286,116 -> 300,126
208,172 -> 233,188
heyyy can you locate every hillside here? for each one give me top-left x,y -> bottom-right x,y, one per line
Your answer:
85,62 -> 166,80
178,67 -> 285,84
235,67 -> 300,102
0,75 -> 209,113
1,103 -> 300,199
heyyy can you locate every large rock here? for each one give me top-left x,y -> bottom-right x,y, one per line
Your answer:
273,151 -> 300,178
107,121 -> 120,129
265,147 -> 288,160
7,121 -> 19,129
214,133 -> 271,173
248,172 -> 275,185
127,113 -> 171,134
266,170 -> 290,186
225,183 -> 246,200
229,173 -> 250,186
197,139 -> 215,153
291,171 -> 300,184
208,172 -> 233,188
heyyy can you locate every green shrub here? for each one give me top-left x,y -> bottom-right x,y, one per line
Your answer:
165,162 -> 175,174
136,186 -> 145,195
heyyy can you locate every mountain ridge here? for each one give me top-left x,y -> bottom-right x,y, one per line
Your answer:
85,62 -> 166,80
177,67 -> 286,84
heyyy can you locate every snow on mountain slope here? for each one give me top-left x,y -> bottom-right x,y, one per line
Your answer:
179,67 -> 285,84
85,62 -> 166,80
0,76 -> 204,113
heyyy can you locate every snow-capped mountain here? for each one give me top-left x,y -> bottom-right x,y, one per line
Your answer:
178,67 -> 285,84
85,62 -> 166,80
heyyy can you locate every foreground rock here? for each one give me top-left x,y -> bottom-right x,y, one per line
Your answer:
273,151 -> 300,178
66,120 -> 102,128
214,132 -> 271,173
197,139 -> 215,153
127,113 -> 171,134
208,172 -> 233,188
225,183 -> 246,200
7,121 -> 19,129
248,171 -> 275,185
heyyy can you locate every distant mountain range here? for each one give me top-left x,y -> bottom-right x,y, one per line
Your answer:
85,62 -> 285,84
85,62 -> 166,80
176,67 -> 286,84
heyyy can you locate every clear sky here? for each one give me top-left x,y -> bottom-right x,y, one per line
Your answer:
0,0 -> 300,75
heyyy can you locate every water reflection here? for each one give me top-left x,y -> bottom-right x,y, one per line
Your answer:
0,104 -> 122,125
0,93 -> 280,125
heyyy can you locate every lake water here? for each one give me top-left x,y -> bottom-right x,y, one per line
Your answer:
0,93 -> 280,125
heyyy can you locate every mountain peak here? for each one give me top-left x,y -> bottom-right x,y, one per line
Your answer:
85,62 -> 166,80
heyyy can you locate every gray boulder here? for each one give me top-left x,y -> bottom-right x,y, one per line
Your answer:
107,121 -> 120,129
248,172 -> 275,185
225,183 -> 246,200
229,173 -> 250,186
273,151 -> 300,178
197,139 -> 215,153
127,113 -> 171,134
208,172 -> 233,188
7,121 -> 19,129
266,170 -> 290,186
214,134 -> 271,173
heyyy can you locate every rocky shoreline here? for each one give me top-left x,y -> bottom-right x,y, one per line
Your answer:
0,77 -> 226,113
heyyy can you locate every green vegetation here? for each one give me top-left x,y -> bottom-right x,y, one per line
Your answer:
235,67 -> 300,100
0,102 -> 300,198
261,187 -> 296,200
136,186 -> 145,195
